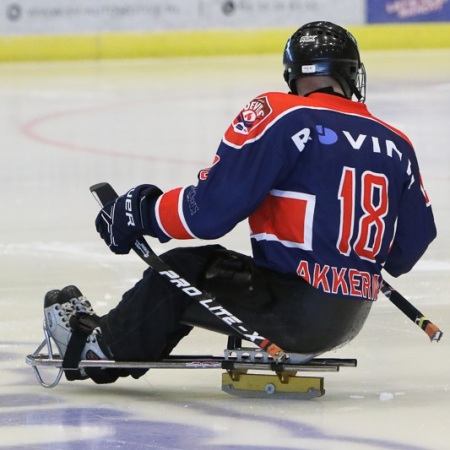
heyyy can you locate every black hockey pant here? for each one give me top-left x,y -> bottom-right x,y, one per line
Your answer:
98,245 -> 372,380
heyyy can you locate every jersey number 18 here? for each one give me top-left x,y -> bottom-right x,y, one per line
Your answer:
337,166 -> 389,262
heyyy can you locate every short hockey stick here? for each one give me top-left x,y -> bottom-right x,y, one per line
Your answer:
90,182 -> 286,360
381,281 -> 443,342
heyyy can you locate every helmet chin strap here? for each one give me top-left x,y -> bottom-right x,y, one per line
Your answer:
337,64 -> 366,103
343,75 -> 363,101
335,70 -> 365,103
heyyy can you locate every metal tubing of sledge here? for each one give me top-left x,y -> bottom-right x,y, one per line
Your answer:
28,329 -> 64,388
26,327 -> 357,392
27,355 -> 356,373
26,345 -> 357,389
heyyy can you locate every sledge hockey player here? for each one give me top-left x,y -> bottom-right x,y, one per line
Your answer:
44,21 -> 436,384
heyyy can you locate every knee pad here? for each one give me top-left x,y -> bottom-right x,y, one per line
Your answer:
202,249 -> 273,310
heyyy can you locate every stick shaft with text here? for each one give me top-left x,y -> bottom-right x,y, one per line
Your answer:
90,182 -> 286,360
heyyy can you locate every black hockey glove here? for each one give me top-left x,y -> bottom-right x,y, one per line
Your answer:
95,184 -> 162,254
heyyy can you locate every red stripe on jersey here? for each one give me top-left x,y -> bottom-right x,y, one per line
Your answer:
156,188 -> 193,239
249,190 -> 315,249
223,91 -> 414,150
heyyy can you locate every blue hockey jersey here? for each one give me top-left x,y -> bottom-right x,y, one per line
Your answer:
147,92 -> 437,301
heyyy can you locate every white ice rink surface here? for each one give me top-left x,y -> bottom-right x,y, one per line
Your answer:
0,49 -> 449,449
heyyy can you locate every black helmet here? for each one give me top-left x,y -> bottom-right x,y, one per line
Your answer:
283,21 -> 366,102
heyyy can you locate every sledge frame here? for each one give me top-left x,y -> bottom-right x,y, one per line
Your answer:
26,333 -> 357,398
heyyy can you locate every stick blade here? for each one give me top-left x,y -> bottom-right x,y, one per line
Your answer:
425,323 -> 443,342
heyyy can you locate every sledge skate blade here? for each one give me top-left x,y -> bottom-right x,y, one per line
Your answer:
222,372 -> 325,399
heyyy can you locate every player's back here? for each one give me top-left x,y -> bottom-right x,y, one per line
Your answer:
243,92 -> 434,299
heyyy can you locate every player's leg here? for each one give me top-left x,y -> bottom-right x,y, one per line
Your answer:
99,245 -> 224,364
43,245 -> 224,383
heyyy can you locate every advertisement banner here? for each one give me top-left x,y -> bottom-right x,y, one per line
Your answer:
368,0 -> 450,23
1,0 -> 365,36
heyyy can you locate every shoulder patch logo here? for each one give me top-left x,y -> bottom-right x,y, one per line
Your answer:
232,96 -> 273,135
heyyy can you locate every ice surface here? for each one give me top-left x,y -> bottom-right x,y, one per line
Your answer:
0,50 -> 449,449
